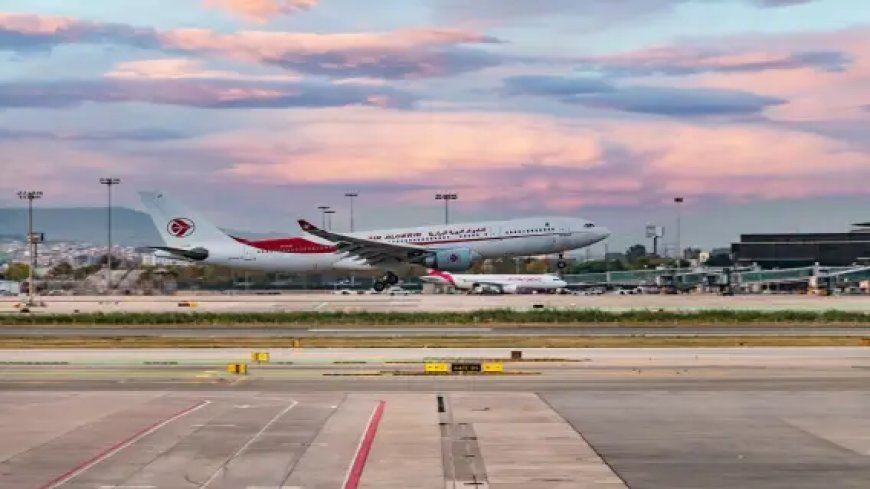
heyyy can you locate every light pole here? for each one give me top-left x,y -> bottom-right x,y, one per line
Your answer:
100,178 -> 120,293
317,205 -> 330,228
324,210 -> 336,231
435,193 -> 458,225
344,192 -> 358,232
674,197 -> 684,265
17,190 -> 43,306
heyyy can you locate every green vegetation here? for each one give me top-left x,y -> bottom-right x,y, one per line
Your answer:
0,335 -> 861,348
3,263 -> 29,281
2,309 -> 870,326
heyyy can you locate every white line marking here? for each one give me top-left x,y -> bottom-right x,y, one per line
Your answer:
201,399 -> 299,488
45,400 -> 210,489
98,486 -> 156,489
309,328 -> 493,333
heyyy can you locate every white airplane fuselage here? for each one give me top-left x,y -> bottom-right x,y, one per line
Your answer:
140,192 -> 610,273
203,217 -> 608,272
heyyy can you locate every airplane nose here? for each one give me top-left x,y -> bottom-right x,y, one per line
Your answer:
597,227 -> 612,240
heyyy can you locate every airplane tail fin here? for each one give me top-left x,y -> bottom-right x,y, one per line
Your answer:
426,268 -> 456,285
138,191 -> 235,248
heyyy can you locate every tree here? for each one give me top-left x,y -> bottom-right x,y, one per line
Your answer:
4,263 -> 29,281
49,262 -> 73,278
525,259 -> 550,274
73,264 -> 102,280
625,244 -> 647,262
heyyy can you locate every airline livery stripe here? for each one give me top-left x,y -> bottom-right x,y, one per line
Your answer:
237,232 -> 569,254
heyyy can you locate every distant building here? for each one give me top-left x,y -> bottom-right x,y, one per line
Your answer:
732,224 -> 870,268
0,280 -> 20,294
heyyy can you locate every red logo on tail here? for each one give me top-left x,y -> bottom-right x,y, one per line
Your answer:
167,218 -> 195,238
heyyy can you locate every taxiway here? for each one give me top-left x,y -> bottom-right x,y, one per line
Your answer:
0,347 -> 868,488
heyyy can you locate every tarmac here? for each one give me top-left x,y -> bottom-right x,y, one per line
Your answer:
3,292 -> 870,313
1,326 -> 868,337
0,347 -> 868,488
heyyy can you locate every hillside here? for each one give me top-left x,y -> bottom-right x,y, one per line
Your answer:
0,207 -> 160,245
0,207 -> 279,245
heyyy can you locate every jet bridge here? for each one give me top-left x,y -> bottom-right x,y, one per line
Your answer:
564,264 -> 870,294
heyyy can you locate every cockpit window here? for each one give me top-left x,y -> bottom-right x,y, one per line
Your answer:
584,223 -> 595,228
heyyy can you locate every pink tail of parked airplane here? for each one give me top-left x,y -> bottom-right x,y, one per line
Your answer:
139,192 -> 609,291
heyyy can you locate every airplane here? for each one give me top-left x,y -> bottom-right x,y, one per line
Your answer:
420,269 -> 568,294
139,191 -> 610,291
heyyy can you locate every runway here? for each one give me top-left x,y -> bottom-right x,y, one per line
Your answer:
2,325 -> 869,337
4,292 -> 870,313
0,347 -> 868,488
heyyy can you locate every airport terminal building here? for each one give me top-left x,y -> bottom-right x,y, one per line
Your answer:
732,224 -> 870,268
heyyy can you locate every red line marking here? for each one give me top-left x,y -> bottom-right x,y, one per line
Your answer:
38,400 -> 208,489
343,400 -> 386,489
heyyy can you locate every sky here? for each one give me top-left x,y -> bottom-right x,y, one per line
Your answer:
0,0 -> 869,253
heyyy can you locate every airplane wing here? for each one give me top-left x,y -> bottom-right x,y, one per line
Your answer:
298,220 -> 430,266
474,280 -> 510,287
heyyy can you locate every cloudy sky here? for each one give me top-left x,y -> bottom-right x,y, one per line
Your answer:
1,0 -> 869,251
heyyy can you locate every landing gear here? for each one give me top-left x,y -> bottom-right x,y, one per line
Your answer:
556,253 -> 567,271
385,271 -> 399,285
373,271 -> 399,292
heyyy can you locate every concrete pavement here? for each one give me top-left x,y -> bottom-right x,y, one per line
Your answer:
0,347 -> 868,488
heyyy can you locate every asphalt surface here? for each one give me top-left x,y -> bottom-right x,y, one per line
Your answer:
1,325 -> 869,337
1,348 -> 868,488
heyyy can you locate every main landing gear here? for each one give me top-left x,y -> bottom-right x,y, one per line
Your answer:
373,271 -> 399,292
557,253 -> 567,271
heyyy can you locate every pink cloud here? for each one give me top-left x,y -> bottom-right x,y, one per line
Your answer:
156,27 -> 498,65
576,45 -> 846,76
580,27 -> 870,123
3,106 -> 868,210
214,109 -> 605,184
609,123 -> 867,178
197,108 -> 870,208
0,12 -> 76,33
683,30 -> 870,122
202,0 -> 318,21
104,58 -> 300,81
0,13 -> 502,78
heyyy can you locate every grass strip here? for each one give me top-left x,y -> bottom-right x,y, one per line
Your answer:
0,335 -> 865,349
2,309 -> 870,326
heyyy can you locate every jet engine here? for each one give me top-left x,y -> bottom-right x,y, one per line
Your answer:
422,248 -> 478,272
151,246 -> 210,261
501,284 -> 519,294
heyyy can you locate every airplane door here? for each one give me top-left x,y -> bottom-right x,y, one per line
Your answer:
242,245 -> 256,262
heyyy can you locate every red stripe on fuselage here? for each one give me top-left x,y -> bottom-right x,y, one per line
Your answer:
232,236 -> 337,254
233,232 -> 566,255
